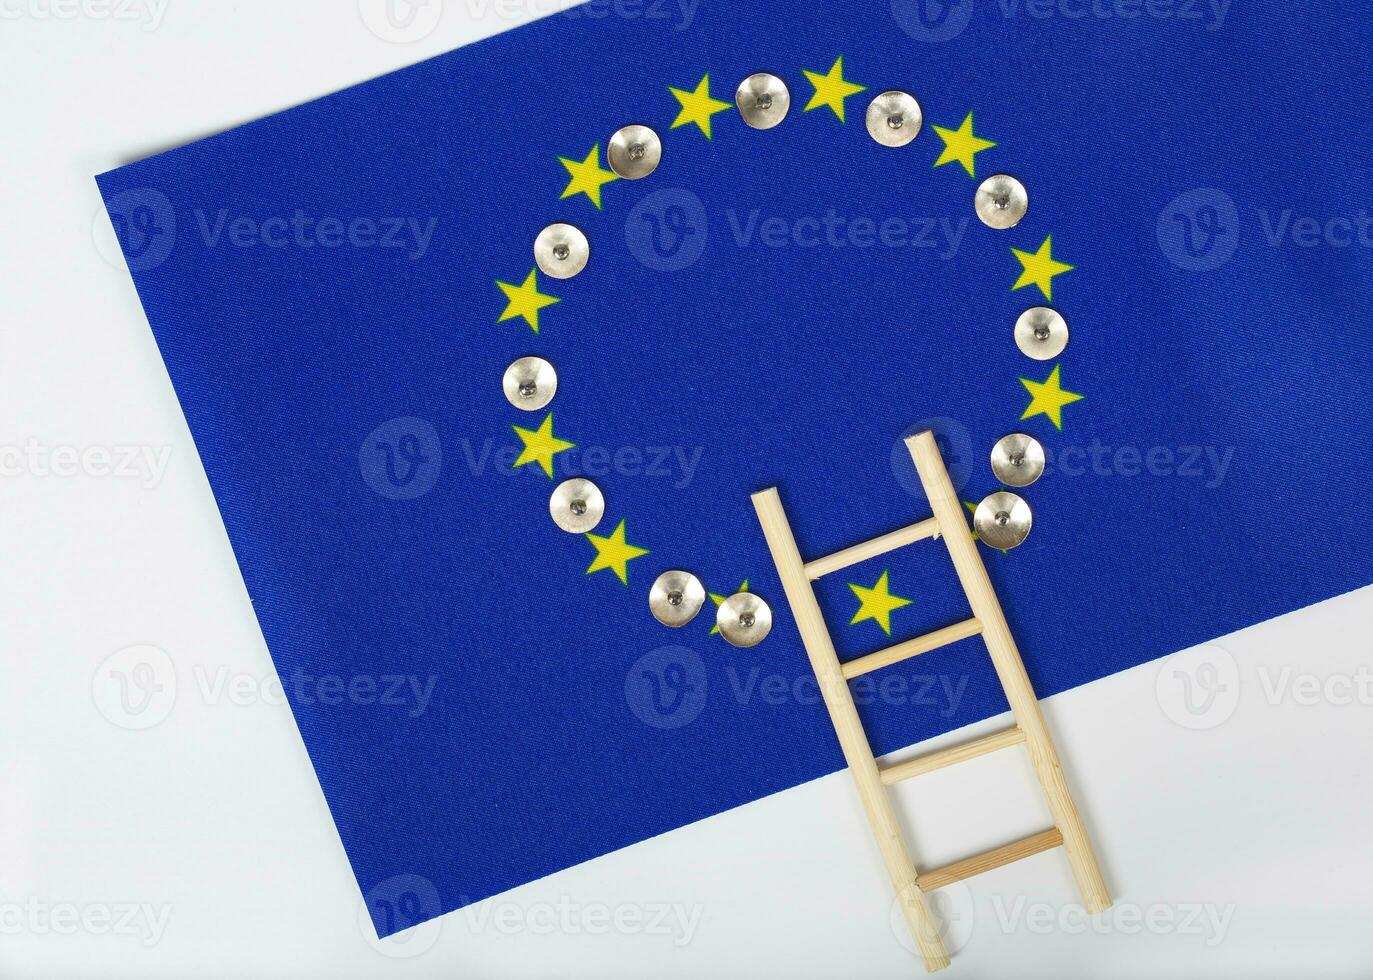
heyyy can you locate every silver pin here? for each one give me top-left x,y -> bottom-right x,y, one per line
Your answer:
533,223 -> 589,279
865,91 -> 922,147
608,125 -> 662,179
973,491 -> 1033,550
502,356 -> 557,411
716,592 -> 772,648
735,73 -> 790,129
975,174 -> 1029,229
990,433 -> 1046,488
549,478 -> 604,534
649,570 -> 706,627
1014,307 -> 1069,360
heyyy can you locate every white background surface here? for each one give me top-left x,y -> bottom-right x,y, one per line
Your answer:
3,2 -> 1371,977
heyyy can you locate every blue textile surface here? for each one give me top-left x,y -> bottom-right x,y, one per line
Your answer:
98,0 -> 1373,935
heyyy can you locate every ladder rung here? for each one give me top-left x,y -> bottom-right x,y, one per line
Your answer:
803,518 -> 941,580
918,829 -> 1064,891
840,617 -> 982,680
879,726 -> 1025,785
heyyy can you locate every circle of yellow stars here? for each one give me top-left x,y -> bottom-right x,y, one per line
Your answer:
494,56 -> 1090,602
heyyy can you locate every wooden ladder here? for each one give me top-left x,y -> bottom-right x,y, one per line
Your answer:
751,431 -> 1110,972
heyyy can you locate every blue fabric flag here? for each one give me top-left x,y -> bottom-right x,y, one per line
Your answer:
98,0 -> 1373,936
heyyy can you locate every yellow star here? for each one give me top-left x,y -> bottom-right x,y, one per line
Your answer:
496,268 -> 559,334
1020,364 -> 1084,430
669,73 -> 732,139
558,144 -> 619,209
848,571 -> 913,636
1012,235 -> 1075,300
708,579 -> 749,636
802,56 -> 866,122
932,112 -> 996,177
511,413 -> 575,478
585,519 -> 650,585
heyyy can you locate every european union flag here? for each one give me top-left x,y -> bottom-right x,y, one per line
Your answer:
97,0 -> 1373,945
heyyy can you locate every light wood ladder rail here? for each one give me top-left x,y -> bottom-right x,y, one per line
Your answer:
750,430 -> 1110,972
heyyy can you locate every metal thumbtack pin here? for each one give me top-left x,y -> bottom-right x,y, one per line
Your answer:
990,433 -> 1046,488
502,356 -> 557,411
717,592 -> 773,647
534,223 -> 589,279
649,570 -> 706,627
549,478 -> 604,534
975,174 -> 1029,229
608,125 -> 662,179
1014,307 -> 1069,360
973,491 -> 1033,550
736,73 -> 790,129
865,91 -> 922,147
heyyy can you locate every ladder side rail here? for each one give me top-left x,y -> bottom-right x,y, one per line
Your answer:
752,488 -> 952,973
906,432 -> 1112,914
